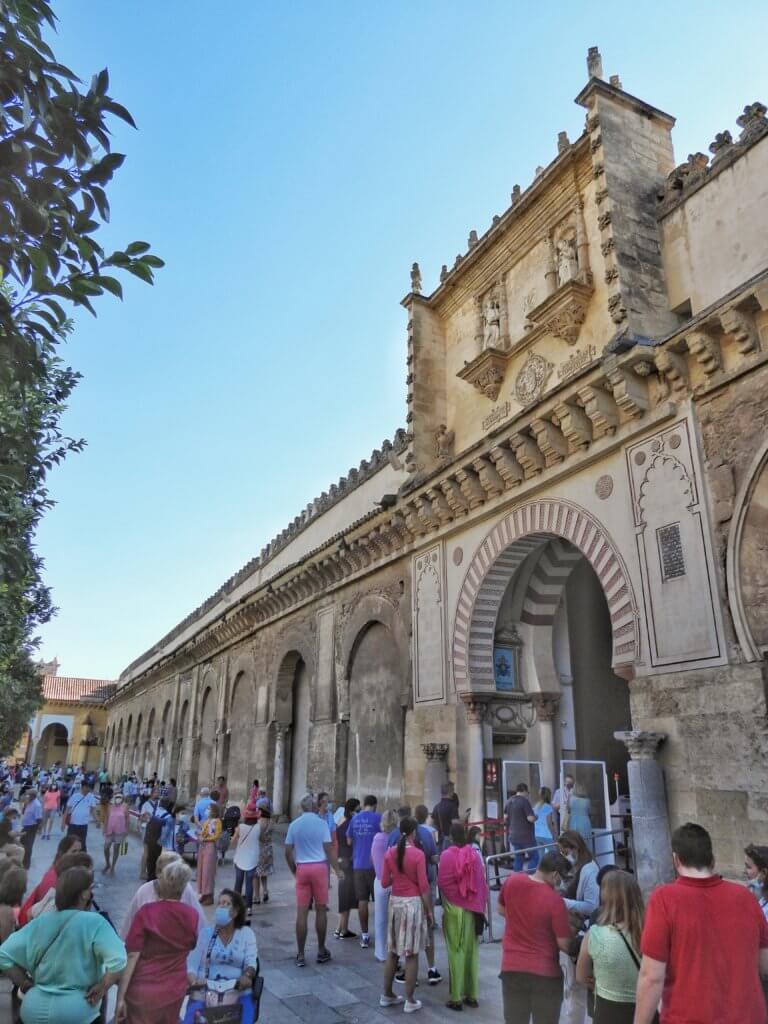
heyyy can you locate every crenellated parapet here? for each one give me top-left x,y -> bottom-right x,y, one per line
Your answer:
656,101 -> 768,216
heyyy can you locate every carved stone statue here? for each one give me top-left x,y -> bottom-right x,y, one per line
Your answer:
556,237 -> 578,285
482,296 -> 501,349
410,262 -> 422,294
435,424 -> 455,461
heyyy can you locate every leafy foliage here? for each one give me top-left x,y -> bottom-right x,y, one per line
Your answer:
0,0 -> 163,754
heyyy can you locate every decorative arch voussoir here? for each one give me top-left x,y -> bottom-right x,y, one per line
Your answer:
452,498 -> 639,690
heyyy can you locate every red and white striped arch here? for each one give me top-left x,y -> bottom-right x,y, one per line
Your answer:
451,498 -> 639,688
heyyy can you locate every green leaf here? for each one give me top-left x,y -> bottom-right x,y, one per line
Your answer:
96,274 -> 122,299
125,241 -> 150,256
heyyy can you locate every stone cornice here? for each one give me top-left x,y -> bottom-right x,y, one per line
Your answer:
426,136 -> 592,317
114,270 -> 768,704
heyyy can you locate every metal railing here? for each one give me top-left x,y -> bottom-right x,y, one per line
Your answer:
481,827 -> 634,942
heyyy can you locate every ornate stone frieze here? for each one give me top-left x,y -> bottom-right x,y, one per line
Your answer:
421,742 -> 449,762
529,692 -> 561,722
523,279 -> 595,346
457,348 -> 509,402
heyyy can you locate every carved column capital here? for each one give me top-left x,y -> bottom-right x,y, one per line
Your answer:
614,729 -> 666,760
460,693 -> 489,726
421,743 -> 449,762
529,692 -> 561,722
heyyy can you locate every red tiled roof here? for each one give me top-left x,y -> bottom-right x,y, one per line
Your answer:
42,675 -> 116,704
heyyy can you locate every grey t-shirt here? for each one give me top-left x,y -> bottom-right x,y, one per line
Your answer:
505,794 -> 535,845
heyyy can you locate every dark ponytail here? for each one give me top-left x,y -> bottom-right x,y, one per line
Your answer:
396,816 -> 417,872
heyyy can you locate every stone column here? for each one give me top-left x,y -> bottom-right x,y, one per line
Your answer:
615,730 -> 674,894
461,696 -> 488,822
272,725 -> 289,822
545,233 -> 558,295
422,743 -> 449,810
530,692 -> 561,789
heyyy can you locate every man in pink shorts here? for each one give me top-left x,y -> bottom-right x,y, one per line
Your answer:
285,792 -> 344,967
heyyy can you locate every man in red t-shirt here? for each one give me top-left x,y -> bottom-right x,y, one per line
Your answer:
498,850 -> 572,1023
637,822 -> 768,1024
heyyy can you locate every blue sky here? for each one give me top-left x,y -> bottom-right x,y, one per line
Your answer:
37,2 -> 768,679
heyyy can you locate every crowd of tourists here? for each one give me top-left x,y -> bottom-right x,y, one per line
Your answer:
1,759 -> 768,1023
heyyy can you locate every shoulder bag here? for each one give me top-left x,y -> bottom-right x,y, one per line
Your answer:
614,927 -> 660,1024
63,795 -> 85,829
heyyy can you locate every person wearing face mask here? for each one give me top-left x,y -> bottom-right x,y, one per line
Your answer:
116,861 -> 200,1024
103,792 -> 130,875
184,889 -> 259,1024
0,865 -> 126,1023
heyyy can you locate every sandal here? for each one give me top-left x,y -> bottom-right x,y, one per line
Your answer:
447,1001 -> 464,1011
316,950 -> 332,964
295,955 -> 306,968
262,893 -> 269,903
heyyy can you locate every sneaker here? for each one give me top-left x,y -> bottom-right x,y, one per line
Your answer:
379,995 -> 405,1008
394,971 -> 419,987
295,955 -> 306,968
463,998 -> 479,1008
337,929 -> 357,939
360,935 -> 370,949
404,999 -> 422,1014
427,968 -> 442,985
316,950 -> 332,964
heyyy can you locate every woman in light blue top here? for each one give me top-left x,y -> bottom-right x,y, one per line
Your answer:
0,866 -> 126,1024
184,889 -> 258,1024
533,786 -> 556,853
559,830 -> 600,917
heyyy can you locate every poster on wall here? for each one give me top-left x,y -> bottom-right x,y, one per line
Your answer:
494,646 -> 518,691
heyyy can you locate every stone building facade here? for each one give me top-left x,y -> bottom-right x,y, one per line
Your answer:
14,662 -> 115,770
104,50 -> 768,877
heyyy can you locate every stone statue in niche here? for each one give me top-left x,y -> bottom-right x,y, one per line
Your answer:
483,294 -> 501,349
556,236 -> 578,286
435,424 -> 455,461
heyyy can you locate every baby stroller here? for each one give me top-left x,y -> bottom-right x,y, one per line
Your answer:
218,804 -> 241,864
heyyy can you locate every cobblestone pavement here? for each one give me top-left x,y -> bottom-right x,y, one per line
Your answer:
2,820 -> 516,1022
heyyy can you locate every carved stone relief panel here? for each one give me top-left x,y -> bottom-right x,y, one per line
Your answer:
412,545 -> 446,703
626,421 -> 724,667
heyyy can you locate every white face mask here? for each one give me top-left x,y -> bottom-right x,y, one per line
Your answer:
565,852 -> 577,865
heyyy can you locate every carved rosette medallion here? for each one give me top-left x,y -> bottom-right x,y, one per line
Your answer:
595,474 -> 614,499
515,352 -> 554,406
421,742 -> 449,762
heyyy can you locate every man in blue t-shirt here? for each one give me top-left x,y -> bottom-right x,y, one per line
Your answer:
346,794 -> 381,948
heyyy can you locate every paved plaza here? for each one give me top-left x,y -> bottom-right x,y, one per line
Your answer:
2,821 -> 516,1023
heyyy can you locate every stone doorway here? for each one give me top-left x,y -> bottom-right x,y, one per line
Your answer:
451,499 -> 640,820
36,722 -> 69,767
494,540 -> 631,793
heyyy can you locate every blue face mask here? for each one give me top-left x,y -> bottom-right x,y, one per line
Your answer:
214,906 -> 232,928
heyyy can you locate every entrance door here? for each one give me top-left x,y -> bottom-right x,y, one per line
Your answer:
560,759 -> 613,865
502,760 -> 542,807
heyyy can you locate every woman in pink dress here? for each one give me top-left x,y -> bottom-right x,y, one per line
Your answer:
103,793 -> 129,875
197,802 -> 222,905
116,860 -> 200,1023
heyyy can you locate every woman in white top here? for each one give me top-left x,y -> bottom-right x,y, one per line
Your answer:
232,809 -> 261,917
